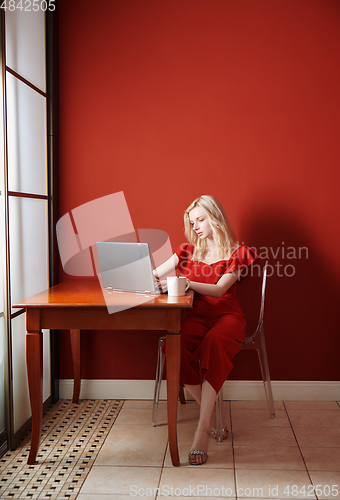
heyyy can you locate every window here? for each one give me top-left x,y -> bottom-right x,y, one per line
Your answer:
0,6 -> 56,455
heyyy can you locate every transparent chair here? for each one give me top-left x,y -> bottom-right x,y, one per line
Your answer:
152,260 -> 276,435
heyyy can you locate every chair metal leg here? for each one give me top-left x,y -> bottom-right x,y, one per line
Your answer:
179,386 -> 186,404
255,328 -> 276,419
152,337 -> 187,427
152,337 -> 166,426
215,388 -> 224,442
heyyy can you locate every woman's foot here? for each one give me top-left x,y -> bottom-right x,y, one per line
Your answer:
188,428 -> 209,465
211,427 -> 228,440
211,411 -> 228,440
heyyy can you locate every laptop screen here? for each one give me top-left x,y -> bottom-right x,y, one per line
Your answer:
96,241 -> 158,294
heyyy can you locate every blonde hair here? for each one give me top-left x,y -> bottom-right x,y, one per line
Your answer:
184,195 -> 238,261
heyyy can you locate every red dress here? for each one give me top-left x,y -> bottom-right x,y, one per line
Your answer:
175,244 -> 258,394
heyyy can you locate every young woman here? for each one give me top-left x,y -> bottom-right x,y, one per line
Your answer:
153,195 -> 258,465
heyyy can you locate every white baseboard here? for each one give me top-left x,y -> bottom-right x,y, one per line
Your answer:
59,379 -> 340,401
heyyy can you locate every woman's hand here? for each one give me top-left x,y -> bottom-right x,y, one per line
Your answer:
154,279 -> 167,293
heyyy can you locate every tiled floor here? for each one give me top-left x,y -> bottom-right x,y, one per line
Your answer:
1,400 -> 340,499
0,399 -> 124,499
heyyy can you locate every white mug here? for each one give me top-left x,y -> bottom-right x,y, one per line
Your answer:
167,276 -> 189,297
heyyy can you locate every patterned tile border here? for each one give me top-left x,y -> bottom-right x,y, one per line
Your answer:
0,399 -> 123,499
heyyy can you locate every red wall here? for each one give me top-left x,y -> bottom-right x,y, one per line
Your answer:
58,0 -> 340,382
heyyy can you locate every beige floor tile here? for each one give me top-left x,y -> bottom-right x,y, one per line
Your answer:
294,427 -> 340,447
95,441 -> 167,467
234,445 -> 305,470
176,423 -> 232,446
114,407 -> 168,425
163,440 -> 234,468
80,465 -> 162,496
301,447 -> 340,471
176,422 -> 200,443
78,496 -> 134,500
152,401 -> 203,427
177,402 -> 201,413
152,417 -> 171,427
230,400 -> 285,410
175,409 -> 231,428
284,401 -> 340,410
177,400 -> 200,410
212,412 -> 232,429
94,424 -> 168,466
231,409 -> 290,427
309,471 -> 340,499
232,426 -> 297,447
236,469 -> 316,499
176,409 -> 203,424
123,399 -> 167,410
99,422 -> 169,445
176,400 -> 213,413
159,467 -> 235,496
286,409 -> 340,427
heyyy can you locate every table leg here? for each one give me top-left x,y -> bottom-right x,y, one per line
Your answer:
70,329 -> 81,403
166,333 -> 180,467
26,313 -> 43,465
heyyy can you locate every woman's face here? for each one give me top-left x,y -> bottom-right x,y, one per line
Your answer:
189,206 -> 213,240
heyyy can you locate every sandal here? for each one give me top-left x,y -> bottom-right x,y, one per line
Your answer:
188,428 -> 209,465
211,427 -> 228,441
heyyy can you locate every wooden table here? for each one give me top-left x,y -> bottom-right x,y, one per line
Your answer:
13,280 -> 194,466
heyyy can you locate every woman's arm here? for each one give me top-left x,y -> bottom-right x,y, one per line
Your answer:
153,254 -> 179,279
188,269 -> 243,298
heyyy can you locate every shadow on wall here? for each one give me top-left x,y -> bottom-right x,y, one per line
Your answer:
230,208 -> 339,382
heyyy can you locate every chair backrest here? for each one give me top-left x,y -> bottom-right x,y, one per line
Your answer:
236,260 -> 268,340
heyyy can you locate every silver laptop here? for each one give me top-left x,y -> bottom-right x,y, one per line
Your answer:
96,241 -> 166,294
